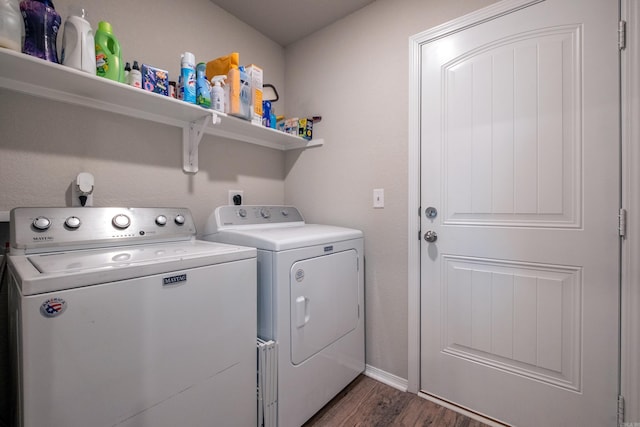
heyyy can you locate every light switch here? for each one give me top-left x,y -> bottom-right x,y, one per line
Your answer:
373,188 -> 384,208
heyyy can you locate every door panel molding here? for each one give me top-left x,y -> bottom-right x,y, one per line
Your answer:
440,255 -> 582,391
440,25 -> 583,228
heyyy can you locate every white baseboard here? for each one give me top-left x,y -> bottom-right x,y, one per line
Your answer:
364,364 -> 408,392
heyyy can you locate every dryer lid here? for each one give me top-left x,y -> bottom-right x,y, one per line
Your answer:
209,224 -> 362,251
203,205 -> 363,250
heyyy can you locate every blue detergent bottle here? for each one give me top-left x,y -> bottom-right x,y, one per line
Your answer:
196,62 -> 211,108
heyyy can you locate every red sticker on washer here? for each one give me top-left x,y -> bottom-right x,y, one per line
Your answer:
40,297 -> 67,318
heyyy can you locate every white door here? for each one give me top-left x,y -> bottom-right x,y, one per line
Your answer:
289,250 -> 359,364
420,1 -> 620,425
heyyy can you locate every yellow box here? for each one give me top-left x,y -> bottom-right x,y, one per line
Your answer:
227,66 -> 252,120
205,52 -> 239,80
298,118 -> 313,140
246,64 -> 263,124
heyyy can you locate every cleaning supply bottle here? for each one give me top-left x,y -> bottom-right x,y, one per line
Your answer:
19,0 -> 61,62
60,7 -> 95,74
178,51 -> 196,104
124,61 -> 130,80
94,21 -> 123,82
0,0 -> 23,51
127,60 -> 141,88
211,75 -> 226,113
196,62 -> 211,108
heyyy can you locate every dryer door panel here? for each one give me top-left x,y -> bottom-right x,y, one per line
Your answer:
290,249 -> 359,365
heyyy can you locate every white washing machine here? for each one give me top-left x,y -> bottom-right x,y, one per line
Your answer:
7,207 -> 257,427
202,205 -> 364,427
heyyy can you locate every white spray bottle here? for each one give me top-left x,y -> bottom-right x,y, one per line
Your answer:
211,75 -> 226,113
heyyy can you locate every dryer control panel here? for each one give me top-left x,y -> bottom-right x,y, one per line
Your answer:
214,205 -> 305,229
10,207 -> 196,254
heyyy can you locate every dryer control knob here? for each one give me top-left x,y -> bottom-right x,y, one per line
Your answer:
32,216 -> 51,230
174,214 -> 186,225
281,209 -> 289,217
155,215 -> 167,226
237,208 -> 247,218
259,208 -> 271,219
65,216 -> 81,229
112,214 -> 131,229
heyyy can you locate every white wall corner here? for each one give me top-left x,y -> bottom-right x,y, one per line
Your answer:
365,364 -> 409,392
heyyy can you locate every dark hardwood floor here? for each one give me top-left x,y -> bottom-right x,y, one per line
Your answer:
303,375 -> 490,427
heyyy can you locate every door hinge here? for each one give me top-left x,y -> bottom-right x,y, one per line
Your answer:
418,230 -> 422,241
418,206 -> 422,217
619,20 -> 627,50
619,208 -> 627,238
618,395 -> 625,426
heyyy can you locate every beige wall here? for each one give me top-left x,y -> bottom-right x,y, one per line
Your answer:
284,0 -> 497,379
0,0 -> 287,229
0,0 -> 500,385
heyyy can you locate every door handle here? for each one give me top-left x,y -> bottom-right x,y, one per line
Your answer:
424,230 -> 438,242
295,296 -> 310,328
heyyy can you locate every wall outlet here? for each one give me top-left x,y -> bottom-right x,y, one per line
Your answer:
373,188 -> 384,208
228,190 -> 244,205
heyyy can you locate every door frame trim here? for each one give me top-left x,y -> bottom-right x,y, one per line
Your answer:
407,0 -> 545,394
621,0 -> 640,421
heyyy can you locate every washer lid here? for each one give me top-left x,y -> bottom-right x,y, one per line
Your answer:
10,240 -> 256,295
210,224 -> 363,251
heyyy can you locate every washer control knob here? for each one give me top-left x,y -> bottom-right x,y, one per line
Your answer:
281,209 -> 289,217
65,216 -> 81,229
259,208 -> 271,219
174,214 -> 186,225
32,216 -> 51,231
155,215 -> 167,226
112,214 -> 131,229
237,208 -> 247,218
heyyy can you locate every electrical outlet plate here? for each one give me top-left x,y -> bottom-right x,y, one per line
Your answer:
373,188 -> 384,208
228,190 -> 244,205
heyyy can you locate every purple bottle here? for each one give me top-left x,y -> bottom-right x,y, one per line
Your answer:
20,0 -> 61,63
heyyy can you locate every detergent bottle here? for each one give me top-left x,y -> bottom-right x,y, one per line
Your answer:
127,60 -> 141,88
211,75 -> 226,113
196,62 -> 211,108
61,7 -> 95,74
94,21 -> 123,82
19,0 -> 60,62
0,0 -> 23,51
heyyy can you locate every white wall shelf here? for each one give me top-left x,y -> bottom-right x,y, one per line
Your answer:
0,48 -> 323,173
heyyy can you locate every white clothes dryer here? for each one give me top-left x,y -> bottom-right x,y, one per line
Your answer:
8,207 -> 257,427
203,205 -> 364,427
